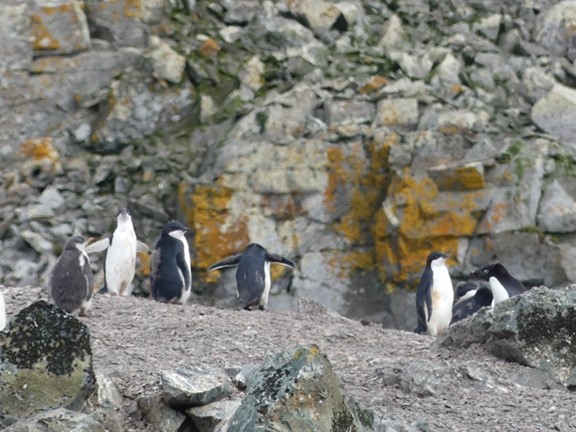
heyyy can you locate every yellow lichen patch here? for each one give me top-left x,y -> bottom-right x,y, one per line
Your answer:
199,38 -> 221,58
438,124 -> 461,135
323,146 -> 346,214
124,0 -> 141,18
450,83 -> 464,95
179,182 -> 249,282
30,14 -> 60,51
21,137 -> 59,163
359,75 -> 388,94
136,251 -> 151,278
372,171 -> 480,286
429,164 -> 485,190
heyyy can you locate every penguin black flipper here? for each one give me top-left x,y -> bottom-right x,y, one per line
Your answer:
415,268 -> 433,334
450,286 -> 493,325
150,247 -> 161,299
207,254 -> 243,272
265,253 -> 295,269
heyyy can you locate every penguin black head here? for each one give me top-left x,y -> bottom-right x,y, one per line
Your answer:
426,251 -> 449,267
64,235 -> 93,251
470,263 -> 509,281
244,243 -> 266,255
454,281 -> 481,304
162,220 -> 189,236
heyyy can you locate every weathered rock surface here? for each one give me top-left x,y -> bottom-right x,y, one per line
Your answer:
4,0 -> 576,327
0,300 -> 95,427
4,286 -> 576,431
225,345 -> 379,431
438,286 -> 576,387
162,366 -> 233,409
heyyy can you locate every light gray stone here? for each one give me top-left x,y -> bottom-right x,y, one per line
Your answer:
520,67 -> 556,103
186,400 -> 241,432
0,1 -> 31,71
325,99 -> 376,125
532,84 -> 576,151
138,396 -> 187,432
287,0 -> 343,36
537,178 -> 576,232
535,0 -> 576,60
473,14 -> 502,41
84,0 -> 148,47
3,408 -> 117,432
147,36 -> 186,83
376,98 -> 419,127
378,15 -> 408,53
239,56 -> 265,92
161,366 -> 233,409
30,0 -> 90,56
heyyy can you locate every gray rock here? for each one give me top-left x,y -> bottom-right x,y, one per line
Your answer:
147,36 -> 186,83
30,0 -> 90,56
532,84 -> 576,151
0,1 -> 32,71
84,0 -> 148,47
376,98 -> 419,127
137,395 -> 187,432
3,408 -> 119,432
226,345 -> 381,431
473,14 -> 502,41
520,67 -> 556,103
161,366 -> 233,409
287,0 -> 344,37
438,286 -> 576,387
0,301 -> 96,423
185,400 -> 241,432
535,1 -> 576,60
95,373 -> 124,410
325,99 -> 376,125
537,178 -> 576,232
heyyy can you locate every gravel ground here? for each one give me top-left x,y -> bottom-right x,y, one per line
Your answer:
4,286 -> 576,431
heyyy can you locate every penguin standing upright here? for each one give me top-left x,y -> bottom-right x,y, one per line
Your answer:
86,208 -> 149,296
49,235 -> 94,316
150,221 -> 192,304
415,252 -> 454,336
0,287 -> 6,331
207,243 -> 295,310
450,286 -> 493,325
470,263 -> 526,304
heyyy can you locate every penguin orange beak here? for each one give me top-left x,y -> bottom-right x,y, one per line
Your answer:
86,237 -> 95,245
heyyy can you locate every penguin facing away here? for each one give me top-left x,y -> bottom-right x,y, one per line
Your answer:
450,286 -> 493,325
86,208 -> 149,296
470,263 -> 526,304
207,243 -> 295,310
415,252 -> 454,336
49,235 -> 94,316
150,220 -> 192,304
0,288 -> 6,331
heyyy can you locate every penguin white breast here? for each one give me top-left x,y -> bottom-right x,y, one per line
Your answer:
489,276 -> 509,304
168,230 -> 192,292
260,261 -> 272,307
428,264 -> 454,336
106,226 -> 138,295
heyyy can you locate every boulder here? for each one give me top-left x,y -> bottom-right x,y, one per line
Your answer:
0,301 -> 95,425
161,366 -> 233,409
224,345 -> 381,431
3,408 -> 121,432
438,286 -> 576,387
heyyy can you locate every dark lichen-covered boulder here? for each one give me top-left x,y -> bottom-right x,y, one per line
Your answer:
0,300 -> 95,426
223,344 -> 380,431
438,286 -> 576,387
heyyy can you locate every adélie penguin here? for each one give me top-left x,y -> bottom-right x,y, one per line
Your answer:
150,220 -> 192,304
207,243 -> 295,310
470,263 -> 526,304
450,286 -> 493,325
415,252 -> 454,336
49,235 -> 94,316
86,208 -> 149,296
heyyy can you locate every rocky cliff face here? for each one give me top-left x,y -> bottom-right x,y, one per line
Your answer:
2,0 -> 576,327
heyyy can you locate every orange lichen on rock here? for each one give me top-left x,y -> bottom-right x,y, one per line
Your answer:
372,171 -> 479,286
21,137 -> 59,163
179,182 -> 249,282
30,14 -> 60,51
429,164 -> 485,190
359,76 -> 388,94
137,251 -> 151,278
199,38 -> 221,58
124,0 -> 141,18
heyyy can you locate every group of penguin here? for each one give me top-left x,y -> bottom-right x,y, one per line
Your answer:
415,251 -> 527,336
43,208 -> 295,317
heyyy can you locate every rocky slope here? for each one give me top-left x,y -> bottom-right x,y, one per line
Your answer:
3,0 -> 576,328
3,286 -> 576,431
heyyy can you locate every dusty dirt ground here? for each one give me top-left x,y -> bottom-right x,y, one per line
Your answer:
4,286 -> 576,431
